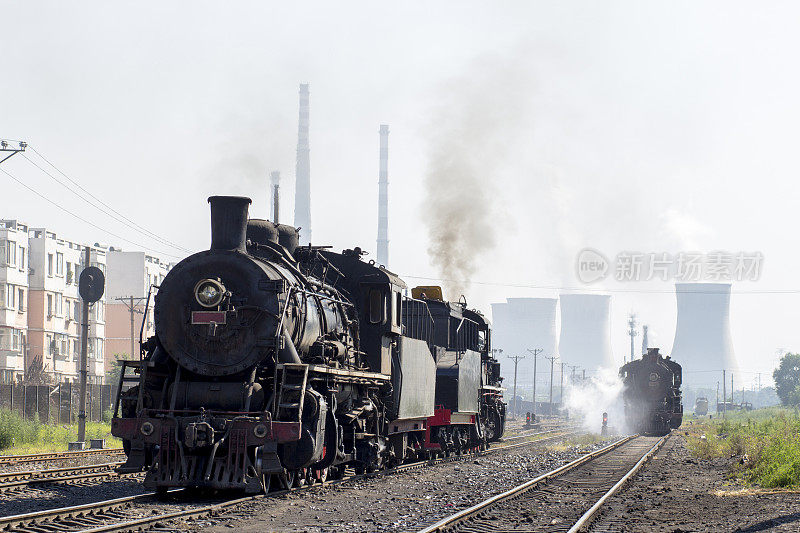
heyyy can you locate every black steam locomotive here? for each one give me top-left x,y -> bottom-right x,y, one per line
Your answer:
619,348 -> 683,436
111,196 -> 505,494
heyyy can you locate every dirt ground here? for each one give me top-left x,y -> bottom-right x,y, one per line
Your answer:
590,435 -> 800,532
174,436 -> 606,532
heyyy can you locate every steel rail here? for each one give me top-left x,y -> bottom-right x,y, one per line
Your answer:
0,428 -> 582,533
0,448 -> 125,467
417,435 -> 637,533
0,462 -> 139,492
567,434 -> 668,532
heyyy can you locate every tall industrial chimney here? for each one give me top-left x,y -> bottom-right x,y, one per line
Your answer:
270,171 -> 280,224
491,298 -> 558,391
558,294 -> 614,370
670,283 -> 737,386
377,125 -> 389,266
641,324 -> 649,356
294,83 -> 311,243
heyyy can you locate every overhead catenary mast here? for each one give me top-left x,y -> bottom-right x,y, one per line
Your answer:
294,83 -> 311,243
377,125 -> 389,266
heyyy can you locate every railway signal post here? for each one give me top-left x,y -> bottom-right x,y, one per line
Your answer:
77,249 -> 105,444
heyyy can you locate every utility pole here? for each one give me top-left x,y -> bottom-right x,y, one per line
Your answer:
0,139 -> 26,165
506,354 -> 526,420
115,297 -> 145,359
716,381 -> 719,413
78,247 -> 90,443
527,348 -> 542,416
626,313 -> 638,364
559,362 -> 565,404
568,365 -> 580,384
722,370 -> 727,418
758,373 -> 761,392
545,355 -> 557,415
731,372 -> 734,407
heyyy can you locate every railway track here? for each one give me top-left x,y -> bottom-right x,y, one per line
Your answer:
0,461 -> 138,493
418,433 -> 669,533
0,448 -> 125,468
0,427 -> 581,533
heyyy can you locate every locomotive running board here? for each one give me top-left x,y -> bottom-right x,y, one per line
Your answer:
276,363 -> 390,381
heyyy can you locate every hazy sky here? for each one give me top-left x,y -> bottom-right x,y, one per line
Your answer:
3,1 -> 800,387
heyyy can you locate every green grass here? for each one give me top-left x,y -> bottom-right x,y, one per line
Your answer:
685,407 -> 800,488
0,409 -> 120,455
549,432 -> 604,451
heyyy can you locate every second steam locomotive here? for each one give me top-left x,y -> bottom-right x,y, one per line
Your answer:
111,196 -> 505,493
619,348 -> 683,435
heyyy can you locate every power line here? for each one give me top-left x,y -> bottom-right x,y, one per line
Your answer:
0,166 -> 183,259
23,148 -> 190,253
400,275 -> 800,294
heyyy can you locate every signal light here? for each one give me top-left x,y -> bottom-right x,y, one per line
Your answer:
602,412 -> 608,426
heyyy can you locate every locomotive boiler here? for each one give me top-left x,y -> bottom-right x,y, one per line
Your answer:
111,196 -> 505,494
619,347 -> 683,436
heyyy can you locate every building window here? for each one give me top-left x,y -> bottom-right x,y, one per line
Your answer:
74,301 -> 80,320
3,241 -> 16,267
55,293 -> 63,316
0,285 -> 4,309
17,288 -> 23,312
56,252 -> 64,276
66,262 -> 73,284
46,334 -> 53,355
18,245 -> 25,270
5,285 -> 14,309
47,254 -> 53,277
47,294 -> 53,317
73,339 -> 79,357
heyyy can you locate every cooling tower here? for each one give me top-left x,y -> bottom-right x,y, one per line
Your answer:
670,283 -> 736,386
491,298 -> 558,389
558,294 -> 614,370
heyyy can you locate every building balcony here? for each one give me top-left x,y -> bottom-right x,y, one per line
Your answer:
0,351 -> 23,372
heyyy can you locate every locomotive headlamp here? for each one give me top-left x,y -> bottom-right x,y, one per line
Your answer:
194,279 -> 225,308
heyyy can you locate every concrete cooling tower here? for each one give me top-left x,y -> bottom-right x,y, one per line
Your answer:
670,283 -> 737,386
558,294 -> 614,370
491,298 -> 558,388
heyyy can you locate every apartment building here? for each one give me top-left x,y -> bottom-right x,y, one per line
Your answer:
27,229 -> 106,384
0,220 -> 29,383
105,251 -> 171,373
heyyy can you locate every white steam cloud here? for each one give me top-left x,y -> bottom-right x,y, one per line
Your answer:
564,366 -> 627,434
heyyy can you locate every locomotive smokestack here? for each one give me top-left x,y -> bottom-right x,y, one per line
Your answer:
294,83 -> 311,243
208,196 -> 251,253
377,124 -> 389,266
